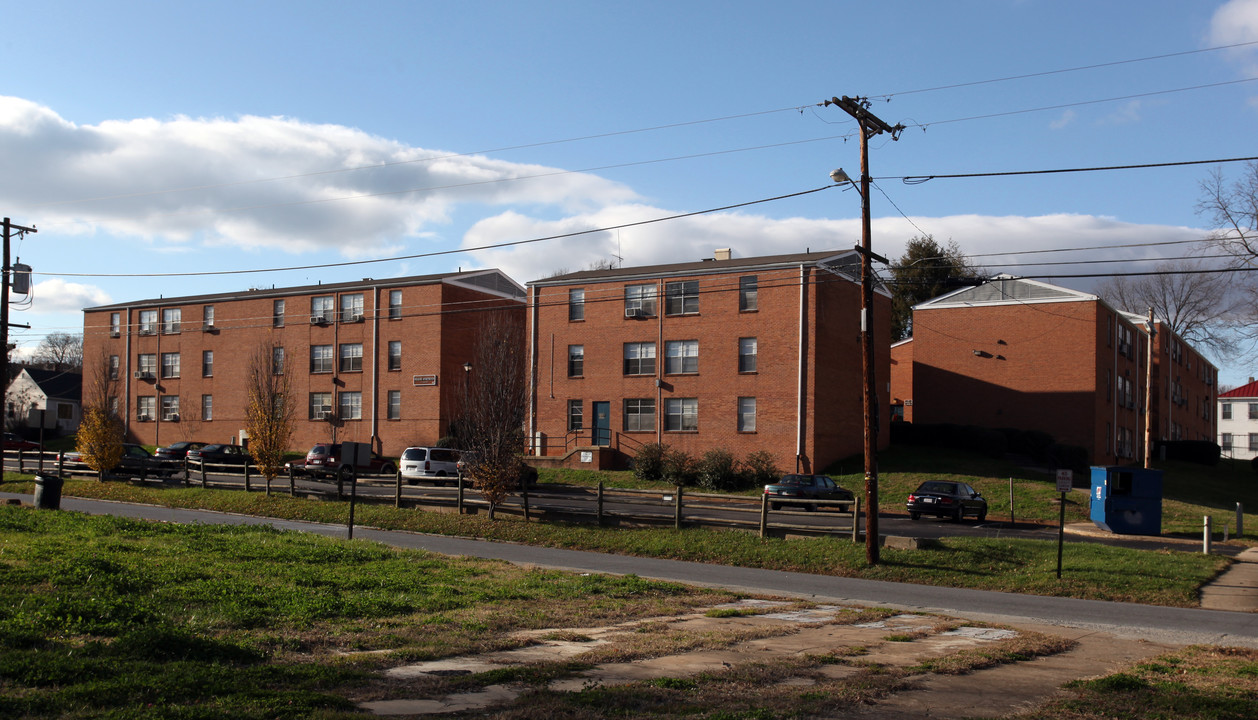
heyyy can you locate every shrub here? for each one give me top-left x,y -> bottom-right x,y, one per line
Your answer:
742,450 -> 780,487
661,447 -> 697,487
633,443 -> 668,482
696,448 -> 743,491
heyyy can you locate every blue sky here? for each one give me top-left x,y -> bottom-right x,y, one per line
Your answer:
4,1 -> 1258,384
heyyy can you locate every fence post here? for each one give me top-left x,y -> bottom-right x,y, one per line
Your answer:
457,475 -> 465,515
395,472 -> 402,509
522,484 -> 530,522
17,450 -> 23,474
597,482 -> 604,526
183,457 -> 190,487
57,452 -> 65,480
200,459 -> 207,487
244,462 -> 251,492
853,498 -> 861,542
759,494 -> 768,538
674,486 -> 683,530
288,465 -> 295,496
1238,502 -> 1245,539
1203,515 -> 1213,555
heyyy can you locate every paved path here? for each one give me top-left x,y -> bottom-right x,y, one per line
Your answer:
7,492 -> 1258,648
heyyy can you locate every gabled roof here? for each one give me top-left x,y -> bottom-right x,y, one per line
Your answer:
17,368 -> 82,403
914,274 -> 1098,310
84,268 -> 524,312
529,249 -> 890,295
1220,380 -> 1258,399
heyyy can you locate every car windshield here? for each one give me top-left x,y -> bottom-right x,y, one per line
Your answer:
777,475 -> 811,486
918,482 -> 958,494
202,444 -> 225,452
309,445 -> 331,455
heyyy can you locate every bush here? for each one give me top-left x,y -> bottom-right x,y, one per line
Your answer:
633,443 -> 668,482
742,450 -> 780,487
696,449 -> 743,492
1046,443 -> 1090,473
660,447 -> 697,487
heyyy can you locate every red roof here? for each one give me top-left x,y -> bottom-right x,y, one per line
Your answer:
1220,380 -> 1258,398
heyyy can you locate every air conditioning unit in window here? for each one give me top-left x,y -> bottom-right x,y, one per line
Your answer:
310,315 -> 329,326
133,371 -> 154,380
343,313 -> 364,323
625,307 -> 646,319
201,323 -> 215,332
168,414 -> 180,422
138,328 -> 156,336
109,331 -> 120,338
137,413 -> 150,422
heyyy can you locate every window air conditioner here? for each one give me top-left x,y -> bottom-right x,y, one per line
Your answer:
343,313 -> 364,323
137,413 -> 150,422
625,307 -> 646,318
133,371 -> 143,379
310,316 -> 328,325
138,328 -> 155,336
168,414 -> 180,422
202,323 -> 214,332
109,331 -> 120,338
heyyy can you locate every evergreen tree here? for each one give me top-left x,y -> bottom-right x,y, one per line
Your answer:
890,236 -> 983,341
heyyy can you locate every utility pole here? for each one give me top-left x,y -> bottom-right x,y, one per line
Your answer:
1144,307 -> 1156,469
1,218 -> 37,485
824,97 -> 903,565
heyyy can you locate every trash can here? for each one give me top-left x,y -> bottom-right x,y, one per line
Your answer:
1089,466 -> 1162,535
33,474 -> 62,510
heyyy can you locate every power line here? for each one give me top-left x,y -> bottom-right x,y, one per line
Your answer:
895,155 -> 1258,184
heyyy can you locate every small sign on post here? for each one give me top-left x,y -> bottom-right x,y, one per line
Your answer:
1055,469 -> 1073,579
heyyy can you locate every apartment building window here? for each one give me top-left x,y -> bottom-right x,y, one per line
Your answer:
664,398 -> 698,431
272,347 -> 285,375
737,397 -> 757,432
340,293 -> 364,323
311,296 -> 335,324
665,340 -> 698,374
110,396 -> 119,416
738,337 -> 757,373
201,395 -> 213,421
202,350 -> 213,377
739,276 -> 758,312
569,288 -> 585,321
109,355 -> 119,380
162,307 -> 182,334
665,280 -> 699,315
624,284 -> 657,317
137,353 -> 157,378
1250,434 -> 1258,452
137,396 -> 155,421
388,290 -> 402,320
623,342 -> 656,375
1106,422 -> 1112,455
623,398 -> 654,432
1223,403 -> 1232,420
202,305 -> 215,329
310,345 -> 334,373
1250,403 -> 1258,420
568,345 -> 584,377
309,392 -> 332,420
387,390 -> 401,420
139,310 -> 158,335
109,312 -> 121,337
567,400 -> 583,431
339,343 -> 363,372
339,391 -> 362,420
160,395 -> 180,421
387,341 -> 401,371
273,299 -> 286,327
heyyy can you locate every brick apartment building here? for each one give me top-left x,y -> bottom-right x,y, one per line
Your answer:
525,249 -> 892,474
890,276 -> 1217,466
81,270 -> 525,457
1217,379 -> 1258,461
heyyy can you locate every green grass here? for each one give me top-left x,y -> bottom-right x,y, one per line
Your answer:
0,505 -> 728,719
8,475 -> 1227,607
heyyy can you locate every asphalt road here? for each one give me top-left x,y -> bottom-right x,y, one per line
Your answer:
5,490 -> 1257,649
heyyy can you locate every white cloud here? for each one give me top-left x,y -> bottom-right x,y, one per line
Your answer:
1049,110 -> 1076,129
28,278 -> 111,312
0,97 -> 638,256
1210,0 -> 1258,75
463,204 -> 1203,292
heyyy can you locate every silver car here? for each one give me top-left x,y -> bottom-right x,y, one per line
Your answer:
399,447 -> 462,485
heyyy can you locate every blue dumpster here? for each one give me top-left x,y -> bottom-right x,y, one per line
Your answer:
1089,466 -> 1162,535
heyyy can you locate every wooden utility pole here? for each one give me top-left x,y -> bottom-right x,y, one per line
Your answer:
1144,308 -> 1156,469
823,97 -> 902,565
1,218 -> 37,485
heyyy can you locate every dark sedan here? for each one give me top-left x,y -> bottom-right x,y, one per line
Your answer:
907,481 -> 988,522
3,432 -> 40,452
153,441 -> 207,461
187,444 -> 251,467
764,474 -> 855,511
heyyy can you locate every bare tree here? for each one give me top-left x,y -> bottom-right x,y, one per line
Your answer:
32,333 -> 83,372
455,309 -> 528,519
1195,162 -> 1258,362
243,344 -> 295,493
75,351 -> 124,482
1095,259 -> 1241,358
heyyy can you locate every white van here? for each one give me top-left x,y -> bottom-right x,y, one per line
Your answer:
399,447 -> 462,485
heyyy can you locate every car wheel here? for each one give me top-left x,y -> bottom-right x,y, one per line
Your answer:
909,512 -> 920,520
978,509 -> 988,522
770,502 -> 781,511
953,507 -> 964,522
381,464 -> 396,475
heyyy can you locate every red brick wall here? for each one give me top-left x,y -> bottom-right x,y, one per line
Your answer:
889,339 -> 914,423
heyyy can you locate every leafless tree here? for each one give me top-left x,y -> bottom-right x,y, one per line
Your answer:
1195,162 -> 1258,362
455,309 -> 529,519
32,332 -> 83,372
1095,258 -> 1241,359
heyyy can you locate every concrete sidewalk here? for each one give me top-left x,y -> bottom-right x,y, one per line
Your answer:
6,491 -> 1258,648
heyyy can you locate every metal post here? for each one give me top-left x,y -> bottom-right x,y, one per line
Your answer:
597,481 -> 604,526
1203,516 -> 1213,554
852,498 -> 861,542
1056,492 -> 1067,579
394,471 -> 402,508
674,486 -> 683,530
347,468 -> 358,540
1009,477 -> 1015,526
1238,502 -> 1244,539
759,494 -> 768,538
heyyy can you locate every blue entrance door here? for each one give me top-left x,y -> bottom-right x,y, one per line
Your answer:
592,401 -> 611,446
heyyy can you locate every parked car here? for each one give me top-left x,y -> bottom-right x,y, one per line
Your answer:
906,481 -> 988,522
153,441 -> 207,461
399,446 -> 461,485
763,474 -> 855,511
288,443 -> 396,478
3,432 -> 40,452
187,444 -> 251,467
66,443 -> 174,478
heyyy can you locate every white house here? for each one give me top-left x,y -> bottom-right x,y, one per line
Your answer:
4,367 -> 82,435
1218,379 -> 1258,462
